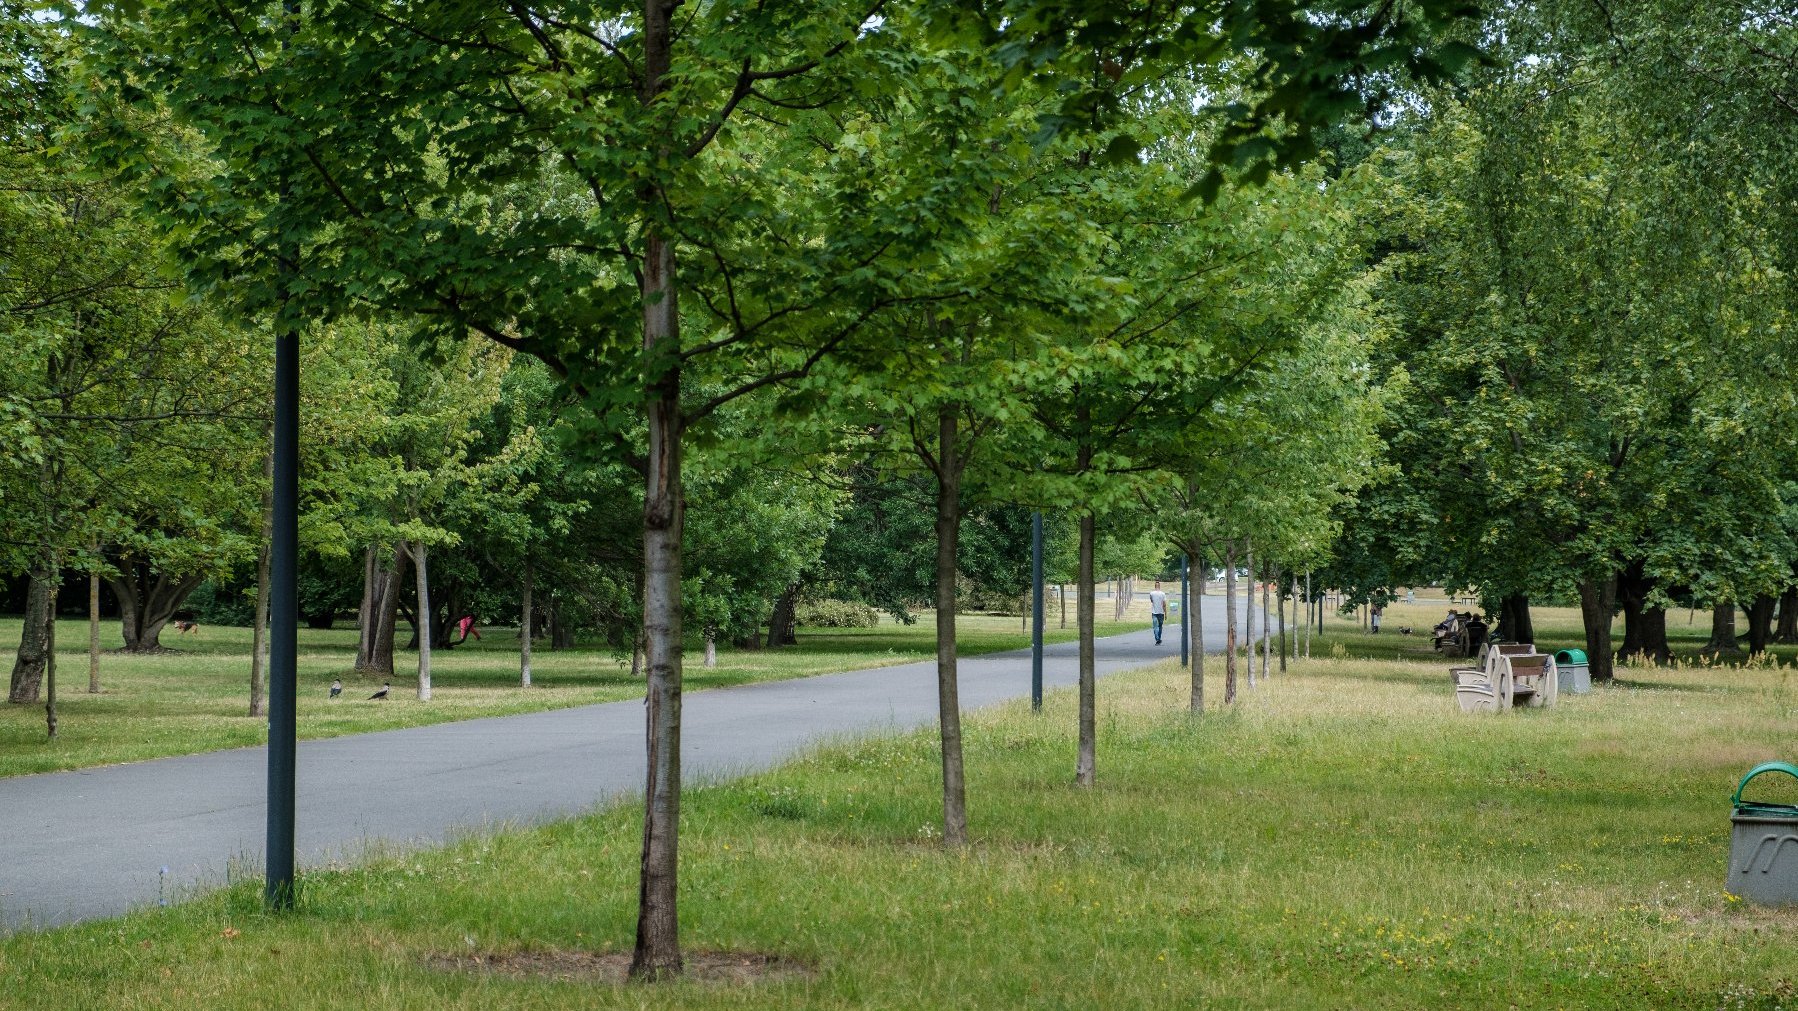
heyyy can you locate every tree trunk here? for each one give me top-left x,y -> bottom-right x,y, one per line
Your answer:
1747,594 -> 1776,655
1261,568 -> 1272,677
1243,543 -> 1257,688
361,543 -> 408,676
1617,564 -> 1669,664
410,540 -> 432,700
629,51 -> 687,972
1304,571 -> 1313,657
1277,576 -> 1287,673
106,560 -> 205,653
1224,542 -> 1238,704
766,583 -> 799,648
1576,575 -> 1618,682
10,566 -> 53,704
44,604 -> 57,739
520,558 -> 533,687
1190,554 -> 1205,713
87,568 -> 101,694
703,630 -> 716,668
1059,583 -> 1066,629
1499,593 -> 1534,645
250,450 -> 274,716
1076,510 -> 1096,787
355,545 -> 379,666
1776,585 -> 1798,644
1704,602 -> 1744,657
931,405 -> 970,844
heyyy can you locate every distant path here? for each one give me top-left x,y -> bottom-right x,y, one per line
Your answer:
0,596 -> 1258,930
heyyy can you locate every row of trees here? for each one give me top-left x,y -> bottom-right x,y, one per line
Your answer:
1318,0 -> 1798,683
4,0 -> 1478,982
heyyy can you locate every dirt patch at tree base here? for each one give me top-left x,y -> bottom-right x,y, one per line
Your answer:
424,949 -> 814,986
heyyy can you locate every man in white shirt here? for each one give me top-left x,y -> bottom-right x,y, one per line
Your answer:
1148,582 -> 1169,645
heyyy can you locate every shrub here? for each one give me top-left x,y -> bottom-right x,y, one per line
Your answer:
795,598 -> 878,628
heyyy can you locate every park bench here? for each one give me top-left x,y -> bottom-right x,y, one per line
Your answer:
1452,643 -> 1558,713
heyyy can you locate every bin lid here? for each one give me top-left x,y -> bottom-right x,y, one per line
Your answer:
1554,648 -> 1588,664
1733,762 -> 1798,817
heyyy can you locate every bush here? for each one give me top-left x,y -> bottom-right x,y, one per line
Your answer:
795,598 -> 878,628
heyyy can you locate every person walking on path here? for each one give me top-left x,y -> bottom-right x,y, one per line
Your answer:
1148,581 -> 1169,645
1371,603 -> 1384,634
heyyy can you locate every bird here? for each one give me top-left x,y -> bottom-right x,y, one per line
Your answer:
329,679 -> 342,699
368,682 -> 390,701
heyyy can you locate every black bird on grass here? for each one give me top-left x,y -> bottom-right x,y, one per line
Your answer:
329,679 -> 342,698
368,682 -> 390,701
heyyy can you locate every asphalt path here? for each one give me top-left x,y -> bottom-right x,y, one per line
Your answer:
0,595 -> 1260,931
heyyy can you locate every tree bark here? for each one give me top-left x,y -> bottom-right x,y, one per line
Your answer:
1190,552 -> 1205,713
1261,567 -> 1272,677
1499,593 -> 1534,645
1747,594 -> 1776,655
703,630 -> 716,668
360,543 -> 408,677
87,568 -> 101,694
520,558 -> 533,687
10,566 -> 53,704
931,405 -> 970,842
410,540 -> 432,700
629,24 -> 687,969
1576,575 -> 1618,682
1224,542 -> 1238,704
106,560 -> 205,653
44,604 -> 57,739
1059,583 -> 1066,628
250,450 -> 274,716
355,545 -> 379,666
1776,585 -> 1798,645
766,583 -> 799,648
1277,574 -> 1287,674
1244,543 -> 1257,688
1076,510 -> 1096,787
1703,602 -> 1744,657
1616,564 -> 1669,664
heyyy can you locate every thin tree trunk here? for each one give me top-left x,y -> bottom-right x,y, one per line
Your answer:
1261,568 -> 1272,677
1244,543 -> 1257,688
87,568 -> 101,694
1576,575 -> 1618,682
249,452 -> 275,715
1059,584 -> 1066,629
629,43 -> 687,970
520,558 -> 533,687
1224,542 -> 1238,704
1190,553 -> 1205,713
933,405 -> 969,843
1076,510 -> 1096,787
703,630 -> 716,668
45,604 -> 56,739
1304,570 -> 1312,658
411,541 -> 432,700
9,565 -> 52,704
1277,576 -> 1287,673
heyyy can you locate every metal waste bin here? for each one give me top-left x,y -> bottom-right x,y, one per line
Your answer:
1553,648 -> 1591,694
1729,762 -> 1798,905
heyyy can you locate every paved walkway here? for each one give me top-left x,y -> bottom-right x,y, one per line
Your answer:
0,597 -> 1258,930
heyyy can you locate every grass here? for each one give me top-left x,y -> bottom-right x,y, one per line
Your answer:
5,638 -> 1798,1008
0,609 -> 1149,779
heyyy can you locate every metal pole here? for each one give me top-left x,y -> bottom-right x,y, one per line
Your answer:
1031,511 -> 1044,711
1179,553 -> 1190,668
265,314 -> 298,910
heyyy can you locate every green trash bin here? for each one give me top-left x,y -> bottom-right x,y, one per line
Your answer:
1729,762 -> 1798,905
1553,648 -> 1590,694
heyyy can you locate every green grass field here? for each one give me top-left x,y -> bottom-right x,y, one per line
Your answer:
4,638 -> 1797,1009
0,609 -> 1149,779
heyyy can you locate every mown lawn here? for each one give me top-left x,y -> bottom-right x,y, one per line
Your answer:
4,648 -> 1796,1009
0,610 -> 1148,778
